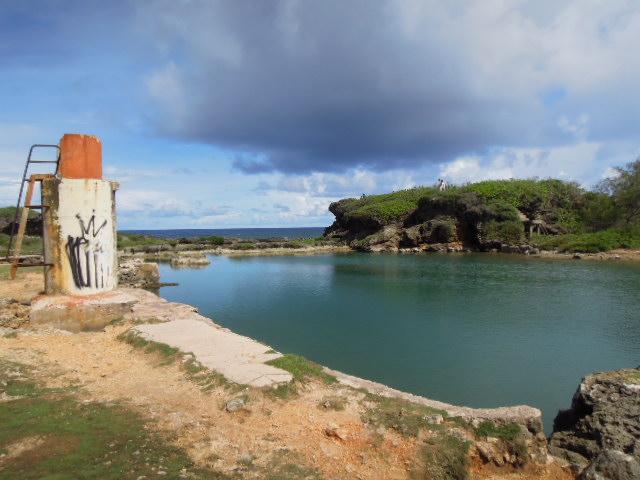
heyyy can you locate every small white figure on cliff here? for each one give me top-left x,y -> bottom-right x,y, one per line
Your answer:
436,178 -> 448,191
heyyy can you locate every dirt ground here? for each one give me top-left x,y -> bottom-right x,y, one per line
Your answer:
0,271 -> 574,480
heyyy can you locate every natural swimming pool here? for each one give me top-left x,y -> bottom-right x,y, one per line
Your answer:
158,252 -> 640,432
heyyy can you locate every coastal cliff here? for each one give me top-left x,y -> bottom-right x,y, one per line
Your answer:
323,179 -> 640,254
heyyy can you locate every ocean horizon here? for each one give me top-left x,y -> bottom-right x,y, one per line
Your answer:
121,227 -> 327,240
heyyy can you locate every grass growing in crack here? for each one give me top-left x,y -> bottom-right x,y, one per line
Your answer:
361,393 -> 448,437
266,354 -> 336,384
0,359 -> 233,480
414,434 -> 471,480
118,330 -> 242,392
474,421 -> 521,442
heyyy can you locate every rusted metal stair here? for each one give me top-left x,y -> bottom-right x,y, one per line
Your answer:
5,144 -> 60,279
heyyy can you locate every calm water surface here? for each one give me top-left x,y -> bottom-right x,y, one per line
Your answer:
159,253 -> 640,432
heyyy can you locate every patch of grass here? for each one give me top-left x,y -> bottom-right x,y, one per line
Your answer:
318,395 -> 347,411
116,233 -> 172,250
474,421 -> 522,442
263,449 -> 322,480
532,227 -> 640,253
0,233 -> 43,256
265,382 -> 299,400
0,360 -> 231,480
118,330 -> 240,392
341,187 -> 438,223
361,394 -> 448,437
474,421 -> 529,466
2,331 -> 18,339
0,264 -> 42,280
624,370 -> 640,383
266,354 -> 336,385
415,433 -> 471,480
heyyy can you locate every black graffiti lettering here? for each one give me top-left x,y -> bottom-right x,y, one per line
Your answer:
65,212 -> 110,290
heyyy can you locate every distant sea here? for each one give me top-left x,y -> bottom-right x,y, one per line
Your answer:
121,227 -> 326,240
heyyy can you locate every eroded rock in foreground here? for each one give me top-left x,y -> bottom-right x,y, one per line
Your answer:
549,367 -> 640,479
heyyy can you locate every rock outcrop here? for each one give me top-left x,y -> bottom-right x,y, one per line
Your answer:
325,192 -> 532,252
549,367 -> 640,479
118,259 -> 161,288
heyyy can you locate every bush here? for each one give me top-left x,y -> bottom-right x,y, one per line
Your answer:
532,227 -> 640,253
198,235 -> 224,245
483,220 -> 524,244
426,216 -> 457,243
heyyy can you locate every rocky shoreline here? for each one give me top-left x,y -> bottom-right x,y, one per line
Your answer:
549,368 -> 640,479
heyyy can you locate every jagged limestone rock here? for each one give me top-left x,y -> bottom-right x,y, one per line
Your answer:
549,368 -> 640,479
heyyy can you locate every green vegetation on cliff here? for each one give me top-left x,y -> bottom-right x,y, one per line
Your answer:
326,159 -> 640,253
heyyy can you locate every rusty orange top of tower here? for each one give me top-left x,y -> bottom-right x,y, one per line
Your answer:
59,134 -> 102,179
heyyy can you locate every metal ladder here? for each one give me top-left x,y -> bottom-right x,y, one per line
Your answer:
5,144 -> 61,279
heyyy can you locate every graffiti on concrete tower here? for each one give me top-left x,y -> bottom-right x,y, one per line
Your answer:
65,212 -> 111,289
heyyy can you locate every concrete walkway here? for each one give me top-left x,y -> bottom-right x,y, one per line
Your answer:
119,289 -> 292,387
134,319 -> 292,387
29,287 -> 293,387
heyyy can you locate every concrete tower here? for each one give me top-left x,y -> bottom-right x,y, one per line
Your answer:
41,134 -> 119,295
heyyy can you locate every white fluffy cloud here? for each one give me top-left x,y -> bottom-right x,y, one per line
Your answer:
439,142 -> 603,186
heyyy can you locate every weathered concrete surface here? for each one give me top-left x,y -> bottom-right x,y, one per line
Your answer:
116,288 -> 291,387
134,320 -> 292,387
30,290 -> 137,332
42,177 -> 119,295
39,287 -> 292,387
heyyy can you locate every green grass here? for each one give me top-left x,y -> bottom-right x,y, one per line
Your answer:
0,360 -> 231,480
361,394 -> 448,438
624,370 -> 640,383
118,330 -> 240,392
415,433 -> 470,480
339,187 -> 438,223
117,233 -> 173,249
266,354 -> 336,385
263,449 -> 322,480
532,227 -> 640,253
0,264 -> 42,280
474,421 -> 521,442
0,233 -> 43,256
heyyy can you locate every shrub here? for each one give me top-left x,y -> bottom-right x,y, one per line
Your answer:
198,235 -> 224,245
426,216 -> 457,243
532,227 -> 640,253
483,220 -> 524,244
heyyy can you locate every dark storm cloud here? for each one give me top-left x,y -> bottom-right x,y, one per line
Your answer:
138,0 -> 639,174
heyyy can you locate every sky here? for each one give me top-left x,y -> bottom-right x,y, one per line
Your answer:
1,0 -> 639,229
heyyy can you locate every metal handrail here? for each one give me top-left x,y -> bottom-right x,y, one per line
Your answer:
5,144 -> 60,260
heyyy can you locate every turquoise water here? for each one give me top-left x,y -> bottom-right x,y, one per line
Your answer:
158,253 -> 640,432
